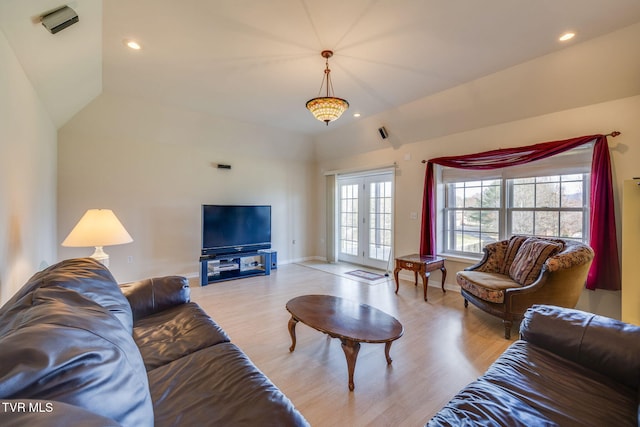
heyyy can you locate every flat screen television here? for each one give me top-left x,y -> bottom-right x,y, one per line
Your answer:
201,205 -> 271,256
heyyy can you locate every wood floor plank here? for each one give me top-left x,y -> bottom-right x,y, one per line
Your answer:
189,263 -> 514,427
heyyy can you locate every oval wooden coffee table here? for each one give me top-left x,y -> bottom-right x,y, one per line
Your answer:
286,294 -> 404,391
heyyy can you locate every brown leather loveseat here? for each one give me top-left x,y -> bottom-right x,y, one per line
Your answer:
0,258 -> 309,426
427,304 -> 640,426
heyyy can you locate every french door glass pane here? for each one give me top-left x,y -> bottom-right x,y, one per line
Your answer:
368,181 -> 392,261
340,184 -> 359,255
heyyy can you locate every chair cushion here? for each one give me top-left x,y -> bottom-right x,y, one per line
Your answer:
509,238 -> 563,285
499,235 -> 529,275
457,271 -> 521,303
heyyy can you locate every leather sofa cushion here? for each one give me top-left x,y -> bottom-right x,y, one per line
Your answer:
0,258 -> 133,332
133,302 -> 230,371
427,341 -> 637,426
148,342 -> 309,427
457,271 -> 521,303
0,285 -> 153,427
120,276 -> 190,321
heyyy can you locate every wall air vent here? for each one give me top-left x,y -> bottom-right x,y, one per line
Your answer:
41,6 -> 79,34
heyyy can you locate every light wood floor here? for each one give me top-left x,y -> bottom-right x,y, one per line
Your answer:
189,263 -> 514,427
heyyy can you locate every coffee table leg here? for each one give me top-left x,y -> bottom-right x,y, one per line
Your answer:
394,266 -> 401,294
440,266 -> 447,292
288,316 -> 298,352
340,339 -> 360,391
384,341 -> 394,365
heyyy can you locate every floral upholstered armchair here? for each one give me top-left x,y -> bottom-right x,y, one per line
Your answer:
457,236 -> 594,339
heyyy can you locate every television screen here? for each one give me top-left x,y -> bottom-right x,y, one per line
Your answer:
202,205 -> 271,255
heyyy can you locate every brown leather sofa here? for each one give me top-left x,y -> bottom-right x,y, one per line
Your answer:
0,258 -> 309,426
427,304 -> 640,426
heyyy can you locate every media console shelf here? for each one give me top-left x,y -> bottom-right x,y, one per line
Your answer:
199,250 -> 272,286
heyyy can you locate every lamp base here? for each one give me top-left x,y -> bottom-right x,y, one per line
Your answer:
90,246 -> 110,268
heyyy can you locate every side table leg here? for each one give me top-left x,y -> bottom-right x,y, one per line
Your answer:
421,272 -> 429,301
394,266 -> 401,294
340,339 -> 361,391
440,266 -> 447,292
288,316 -> 298,352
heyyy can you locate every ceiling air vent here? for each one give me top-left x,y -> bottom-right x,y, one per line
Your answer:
41,6 -> 79,34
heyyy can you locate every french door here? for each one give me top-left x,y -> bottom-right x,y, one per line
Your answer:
338,171 -> 394,269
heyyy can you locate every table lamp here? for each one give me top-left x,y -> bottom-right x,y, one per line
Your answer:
62,209 -> 133,267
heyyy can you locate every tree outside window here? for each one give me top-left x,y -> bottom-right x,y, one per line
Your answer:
444,174 -> 588,256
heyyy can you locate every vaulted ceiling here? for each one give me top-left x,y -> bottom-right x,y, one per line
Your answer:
2,0 -> 640,136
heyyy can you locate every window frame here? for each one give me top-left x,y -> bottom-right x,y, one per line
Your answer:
439,146 -> 592,258
443,179 -> 503,257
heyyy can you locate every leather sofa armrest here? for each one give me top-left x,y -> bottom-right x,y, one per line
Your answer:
520,304 -> 640,390
119,276 -> 190,321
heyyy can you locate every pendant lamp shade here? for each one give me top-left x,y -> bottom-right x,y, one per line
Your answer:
306,50 -> 349,125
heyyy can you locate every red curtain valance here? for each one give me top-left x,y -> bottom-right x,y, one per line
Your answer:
420,134 -> 621,291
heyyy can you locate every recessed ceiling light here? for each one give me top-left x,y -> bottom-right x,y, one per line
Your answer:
559,32 -> 575,42
124,39 -> 141,50
353,113 -> 361,117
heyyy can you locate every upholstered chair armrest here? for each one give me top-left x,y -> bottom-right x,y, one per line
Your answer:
544,240 -> 594,272
119,276 -> 190,321
520,305 -> 640,390
466,240 -> 509,273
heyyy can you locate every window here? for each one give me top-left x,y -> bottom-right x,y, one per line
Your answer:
444,179 -> 501,254
508,174 -> 587,240
441,147 -> 591,257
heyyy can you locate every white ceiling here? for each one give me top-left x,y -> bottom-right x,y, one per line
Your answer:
3,0 -> 640,134
0,0 -> 102,127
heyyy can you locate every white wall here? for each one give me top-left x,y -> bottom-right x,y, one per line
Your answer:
0,30 -> 57,305
58,93 -> 316,283
316,95 -> 640,319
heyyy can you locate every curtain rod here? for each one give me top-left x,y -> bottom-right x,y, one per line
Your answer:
420,131 -> 622,163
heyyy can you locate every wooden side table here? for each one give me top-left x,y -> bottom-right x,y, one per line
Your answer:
394,254 -> 446,301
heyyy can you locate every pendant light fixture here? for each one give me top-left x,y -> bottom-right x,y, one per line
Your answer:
305,50 -> 349,125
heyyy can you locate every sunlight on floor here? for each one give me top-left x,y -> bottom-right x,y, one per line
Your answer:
296,260 -> 392,286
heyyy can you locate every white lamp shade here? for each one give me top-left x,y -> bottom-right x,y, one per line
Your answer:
62,209 -> 133,247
